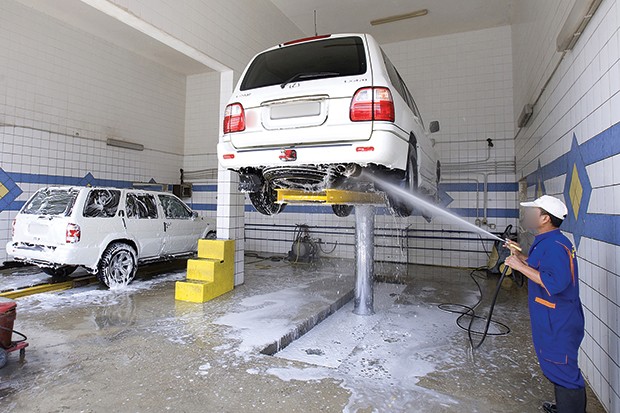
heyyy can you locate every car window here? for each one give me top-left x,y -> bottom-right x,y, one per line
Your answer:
158,195 -> 192,219
21,188 -> 79,216
240,36 -> 367,91
125,193 -> 158,219
398,71 -> 424,127
382,52 -> 406,102
381,50 -> 424,126
83,189 -> 121,218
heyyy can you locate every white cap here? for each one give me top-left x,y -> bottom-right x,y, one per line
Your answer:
520,195 -> 568,219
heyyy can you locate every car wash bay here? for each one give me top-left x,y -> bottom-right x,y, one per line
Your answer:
0,0 -> 618,412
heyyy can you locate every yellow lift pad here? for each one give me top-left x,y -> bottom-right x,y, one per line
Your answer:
276,189 -> 385,205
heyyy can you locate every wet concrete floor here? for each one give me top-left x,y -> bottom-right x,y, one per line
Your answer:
0,258 -> 605,412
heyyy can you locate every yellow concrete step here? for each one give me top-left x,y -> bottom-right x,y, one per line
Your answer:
186,258 -> 219,282
174,279 -> 234,303
197,239 -> 235,261
176,239 -> 236,303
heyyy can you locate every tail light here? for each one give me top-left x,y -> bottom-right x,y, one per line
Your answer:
66,223 -> 81,244
223,103 -> 246,134
350,87 -> 395,122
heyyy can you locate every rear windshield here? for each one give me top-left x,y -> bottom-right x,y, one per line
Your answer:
21,188 -> 80,216
240,36 -> 367,91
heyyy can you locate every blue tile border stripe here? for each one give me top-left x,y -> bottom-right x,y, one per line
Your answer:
525,120 -> 620,247
0,169 -> 519,220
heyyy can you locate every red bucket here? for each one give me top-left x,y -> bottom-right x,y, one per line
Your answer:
0,298 -> 17,349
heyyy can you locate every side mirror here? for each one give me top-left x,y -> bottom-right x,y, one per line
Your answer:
429,120 -> 440,134
192,211 -> 199,219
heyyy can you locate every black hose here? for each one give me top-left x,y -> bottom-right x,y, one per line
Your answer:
468,264 -> 511,349
244,251 -> 285,264
438,265 -> 516,349
0,325 -> 27,344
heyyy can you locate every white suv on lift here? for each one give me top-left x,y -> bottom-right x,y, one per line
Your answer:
6,187 -> 215,287
217,33 -> 440,217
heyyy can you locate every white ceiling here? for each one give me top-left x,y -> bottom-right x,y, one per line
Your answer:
15,0 -> 212,75
270,0 -> 513,44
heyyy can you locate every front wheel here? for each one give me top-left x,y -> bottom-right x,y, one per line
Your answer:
249,183 -> 285,216
97,243 -> 137,288
41,265 -> 78,278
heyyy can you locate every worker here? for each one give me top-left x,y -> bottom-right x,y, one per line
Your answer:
504,195 -> 586,413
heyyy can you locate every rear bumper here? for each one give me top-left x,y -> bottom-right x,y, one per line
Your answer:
5,241 -> 101,270
217,129 -> 409,171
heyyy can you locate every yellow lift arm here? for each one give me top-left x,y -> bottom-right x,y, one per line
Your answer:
276,189 -> 385,205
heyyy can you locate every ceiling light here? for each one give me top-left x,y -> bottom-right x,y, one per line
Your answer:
106,137 -> 144,151
556,0 -> 602,52
370,9 -> 428,26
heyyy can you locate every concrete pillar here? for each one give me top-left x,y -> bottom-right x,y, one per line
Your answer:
216,70 -> 245,286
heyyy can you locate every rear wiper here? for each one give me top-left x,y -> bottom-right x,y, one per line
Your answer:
280,72 -> 340,88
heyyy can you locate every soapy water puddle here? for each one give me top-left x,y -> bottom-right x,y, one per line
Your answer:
212,281 -> 468,411
14,271 -> 185,313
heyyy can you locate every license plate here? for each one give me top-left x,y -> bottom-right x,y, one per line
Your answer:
270,101 -> 321,120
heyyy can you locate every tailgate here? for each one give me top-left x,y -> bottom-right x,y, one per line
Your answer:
13,214 -> 70,246
229,85 -> 373,149
228,35 -> 373,149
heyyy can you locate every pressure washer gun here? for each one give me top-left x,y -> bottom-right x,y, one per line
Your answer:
501,236 -> 523,286
488,225 -> 519,274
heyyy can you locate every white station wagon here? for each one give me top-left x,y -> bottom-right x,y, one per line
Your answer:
217,33 -> 440,217
6,187 -> 214,287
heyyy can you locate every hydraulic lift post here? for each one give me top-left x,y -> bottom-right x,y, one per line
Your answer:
277,188 -> 383,316
353,204 -> 375,315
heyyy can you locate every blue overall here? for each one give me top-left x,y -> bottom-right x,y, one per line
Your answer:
526,229 -> 585,389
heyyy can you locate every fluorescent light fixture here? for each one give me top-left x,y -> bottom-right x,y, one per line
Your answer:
557,0 -> 602,52
106,137 -> 144,151
370,9 -> 428,26
517,104 -> 534,128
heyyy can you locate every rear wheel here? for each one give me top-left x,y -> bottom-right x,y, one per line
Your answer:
97,243 -> 137,288
389,140 -> 418,217
41,265 -> 78,278
332,204 -> 354,217
0,349 -> 7,369
249,183 -> 285,216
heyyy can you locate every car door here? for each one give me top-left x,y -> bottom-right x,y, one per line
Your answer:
123,192 -> 163,259
158,194 -> 200,254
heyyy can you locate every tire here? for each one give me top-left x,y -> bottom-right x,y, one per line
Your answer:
205,231 -> 216,240
0,349 -> 7,369
41,265 -> 78,278
332,204 -> 354,217
389,139 -> 418,217
249,183 -> 286,216
96,243 -> 138,288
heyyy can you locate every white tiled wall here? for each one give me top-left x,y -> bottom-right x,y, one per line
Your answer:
0,0 -> 187,264
243,26 -> 518,269
513,0 -> 620,410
